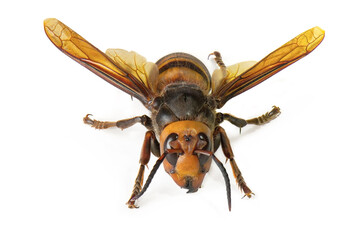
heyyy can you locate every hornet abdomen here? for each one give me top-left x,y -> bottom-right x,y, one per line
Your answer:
154,52 -> 211,94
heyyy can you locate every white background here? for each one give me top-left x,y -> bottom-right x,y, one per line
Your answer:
1,0 -> 359,239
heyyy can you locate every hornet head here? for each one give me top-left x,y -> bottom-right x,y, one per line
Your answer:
160,120 -> 213,193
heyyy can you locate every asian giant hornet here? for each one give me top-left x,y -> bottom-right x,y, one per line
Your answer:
44,18 -> 324,210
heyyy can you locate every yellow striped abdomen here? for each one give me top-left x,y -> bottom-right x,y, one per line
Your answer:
154,53 -> 211,94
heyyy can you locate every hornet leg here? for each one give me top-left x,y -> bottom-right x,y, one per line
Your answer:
208,51 -> 227,79
246,106 -> 281,125
216,106 -> 281,130
127,131 -> 160,208
130,149 -> 183,206
214,126 -> 254,198
83,114 -> 152,130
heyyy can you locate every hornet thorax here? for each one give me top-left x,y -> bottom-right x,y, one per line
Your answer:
150,53 -> 217,136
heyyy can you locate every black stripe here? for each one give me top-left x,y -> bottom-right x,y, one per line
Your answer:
159,60 -> 209,81
157,53 -> 210,81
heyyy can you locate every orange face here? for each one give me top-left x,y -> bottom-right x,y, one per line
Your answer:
160,121 -> 213,193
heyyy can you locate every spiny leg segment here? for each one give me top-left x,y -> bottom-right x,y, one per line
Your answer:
246,106 -> 281,125
214,126 -> 254,198
216,106 -> 281,130
83,114 -> 152,130
209,51 -> 227,78
127,131 -> 159,208
130,149 -> 183,206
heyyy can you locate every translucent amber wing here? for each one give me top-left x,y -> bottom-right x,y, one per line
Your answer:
44,18 -> 154,107
211,61 -> 257,93
105,49 -> 159,93
213,27 -> 325,108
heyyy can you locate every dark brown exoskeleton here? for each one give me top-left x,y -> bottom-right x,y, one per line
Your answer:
44,18 -> 324,210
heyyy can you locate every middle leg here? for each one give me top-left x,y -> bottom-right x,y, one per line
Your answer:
216,106 -> 281,130
83,114 -> 152,130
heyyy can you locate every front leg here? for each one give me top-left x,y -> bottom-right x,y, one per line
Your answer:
83,114 -> 152,130
127,131 -> 159,208
214,126 -> 254,198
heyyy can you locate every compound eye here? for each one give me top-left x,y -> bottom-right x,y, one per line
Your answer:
197,133 -> 212,168
198,133 -> 207,141
164,133 -> 179,166
197,133 -> 210,150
